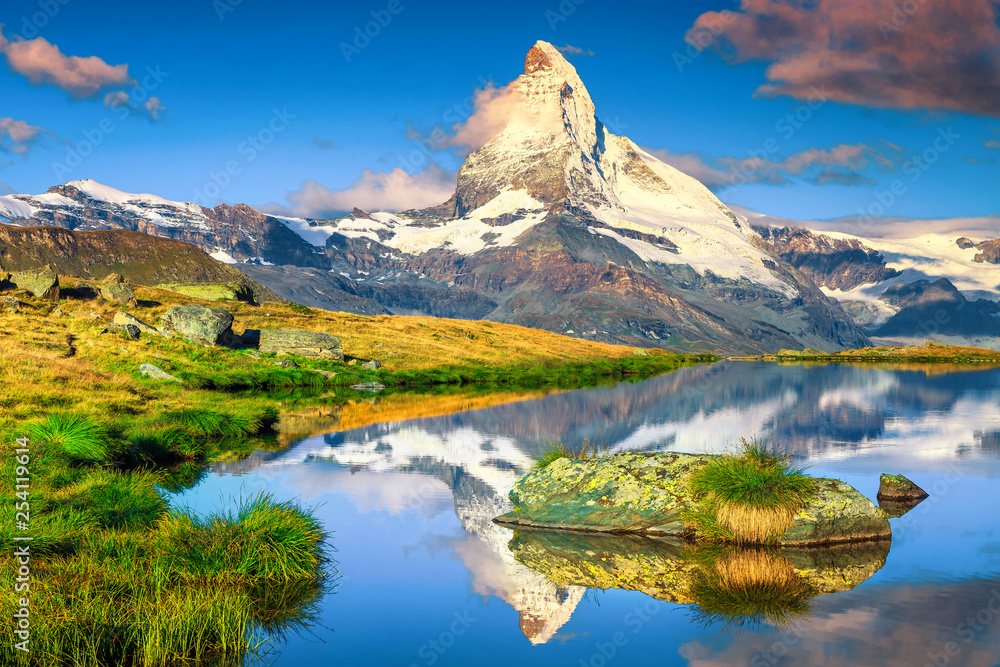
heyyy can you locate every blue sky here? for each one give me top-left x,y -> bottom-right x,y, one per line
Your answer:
1,0 -> 998,222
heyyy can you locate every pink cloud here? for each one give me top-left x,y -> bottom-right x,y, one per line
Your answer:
273,163 -> 457,218
0,117 -> 52,156
686,0 -> 1000,116
0,27 -> 132,97
144,97 -> 165,121
648,142 -> 886,188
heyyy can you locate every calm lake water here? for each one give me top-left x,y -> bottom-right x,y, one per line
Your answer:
173,361 -> 1000,667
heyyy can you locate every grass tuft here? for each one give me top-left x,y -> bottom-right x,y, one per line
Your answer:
687,438 -> 817,544
689,549 -> 815,631
531,436 -> 611,470
28,412 -> 111,463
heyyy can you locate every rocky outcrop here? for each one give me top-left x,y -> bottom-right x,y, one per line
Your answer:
755,226 -> 901,291
9,265 -> 59,300
159,305 -> 236,346
973,237 -> 1000,264
255,329 -> 344,359
874,278 -> 1000,337
494,453 -> 891,547
99,273 -> 137,306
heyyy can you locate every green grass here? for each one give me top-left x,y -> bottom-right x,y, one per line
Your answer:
28,413 -> 111,463
159,493 -> 328,582
689,439 -> 815,511
531,436 -> 612,470
686,439 -> 818,545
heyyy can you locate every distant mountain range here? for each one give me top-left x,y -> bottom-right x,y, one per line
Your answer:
2,41 -> 997,351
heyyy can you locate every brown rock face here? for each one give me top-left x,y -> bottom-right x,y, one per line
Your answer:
756,226 -> 902,290
972,237 -> 1000,264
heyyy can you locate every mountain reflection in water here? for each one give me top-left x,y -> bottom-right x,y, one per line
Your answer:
175,361 -> 1000,665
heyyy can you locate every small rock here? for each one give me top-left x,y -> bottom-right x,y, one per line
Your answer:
88,312 -> 101,320
101,323 -> 141,340
877,473 -> 928,501
51,308 -> 64,317
361,359 -> 381,370
632,349 -> 650,356
274,360 -> 298,369
5,306 -> 18,314
350,382 -> 385,392
348,359 -> 357,366
312,369 -> 338,380
114,311 -> 162,336
0,296 -> 21,308
139,363 -> 182,383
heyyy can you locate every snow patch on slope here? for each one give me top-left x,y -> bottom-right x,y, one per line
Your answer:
269,215 -> 337,247
0,195 -> 36,220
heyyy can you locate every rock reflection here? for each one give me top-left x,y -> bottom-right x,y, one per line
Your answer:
507,528 -> 889,632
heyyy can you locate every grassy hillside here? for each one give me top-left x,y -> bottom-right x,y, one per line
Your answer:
750,341 -> 1000,363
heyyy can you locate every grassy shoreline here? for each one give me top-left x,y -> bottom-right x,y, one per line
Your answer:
0,279 -> 711,665
732,341 -> 1000,364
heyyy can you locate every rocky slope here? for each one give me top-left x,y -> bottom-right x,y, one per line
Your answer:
752,222 -> 1000,346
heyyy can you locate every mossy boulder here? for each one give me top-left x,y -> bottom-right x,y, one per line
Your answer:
10,265 -> 59,300
494,453 -> 890,547
159,305 -> 236,347
254,329 -> 344,360
155,281 -> 256,304
877,473 -> 928,501
99,273 -> 137,306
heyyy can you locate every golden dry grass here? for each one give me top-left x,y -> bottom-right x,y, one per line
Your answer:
713,498 -> 797,548
712,549 -> 801,591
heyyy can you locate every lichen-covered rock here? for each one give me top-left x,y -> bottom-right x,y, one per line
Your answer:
497,453 -> 710,534
0,295 -> 21,309
159,305 -> 235,346
155,282 -> 255,303
10,265 -> 59,300
495,452 -> 891,546
877,473 -> 928,501
781,480 -> 891,546
361,359 -> 381,370
138,363 -> 182,383
100,274 -> 137,306
257,329 -> 343,359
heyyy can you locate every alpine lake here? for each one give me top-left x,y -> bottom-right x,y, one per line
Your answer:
171,360 -> 1000,666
